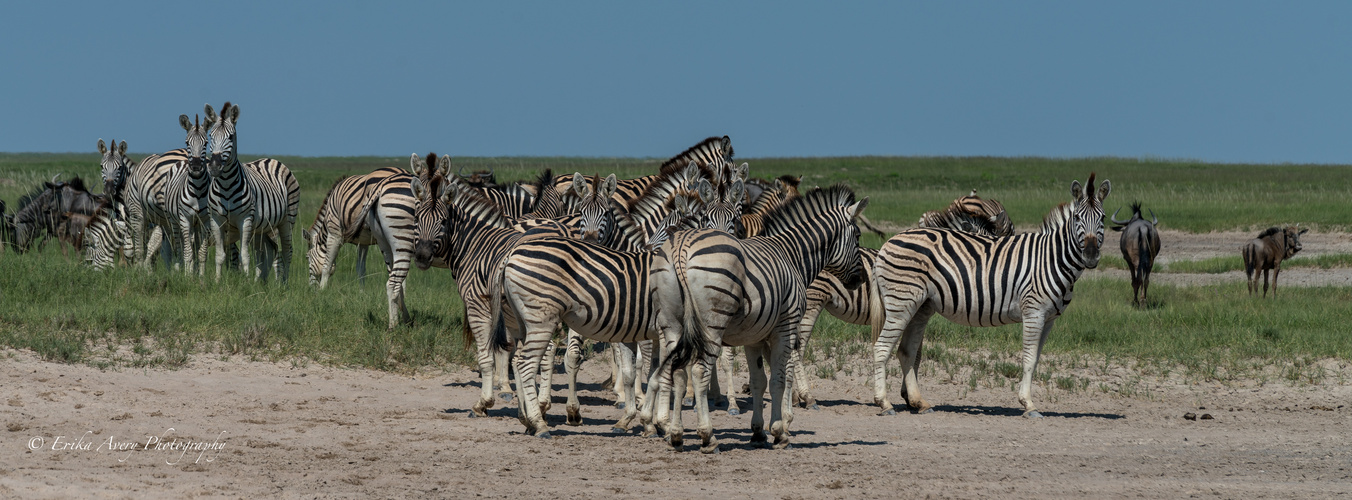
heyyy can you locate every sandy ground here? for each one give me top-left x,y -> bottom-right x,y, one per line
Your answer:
4,230 -> 1352,499
3,346 -> 1351,499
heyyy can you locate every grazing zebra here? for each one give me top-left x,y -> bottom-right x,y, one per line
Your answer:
791,191 -> 1011,409
645,186 -> 868,452
206,102 -> 300,282
305,167 -> 417,328
81,200 -> 132,270
870,174 -> 1110,418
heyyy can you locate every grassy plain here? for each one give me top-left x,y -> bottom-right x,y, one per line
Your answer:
3,152 -> 1352,386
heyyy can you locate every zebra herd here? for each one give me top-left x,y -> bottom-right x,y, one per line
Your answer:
5,112 -> 1126,451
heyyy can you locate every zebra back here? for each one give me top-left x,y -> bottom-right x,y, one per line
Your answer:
917,189 -> 1013,238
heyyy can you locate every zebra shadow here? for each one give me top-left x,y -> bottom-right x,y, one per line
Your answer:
439,406 -> 519,418
803,398 -> 871,409
932,404 -> 1124,420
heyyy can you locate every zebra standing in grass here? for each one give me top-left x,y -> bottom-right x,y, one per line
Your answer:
549,135 -> 734,209
164,112 -> 216,275
206,102 -> 300,282
790,191 -> 1012,409
870,174 -> 1110,418
645,186 -> 868,452
305,167 -> 417,328
125,130 -> 197,269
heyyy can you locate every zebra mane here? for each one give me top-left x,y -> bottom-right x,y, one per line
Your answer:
918,193 -> 1012,238
626,162 -> 694,216
447,175 -> 515,230
523,168 -> 558,217
657,136 -> 731,178
760,184 -> 857,237
309,175 -> 351,233
1040,202 -> 1074,234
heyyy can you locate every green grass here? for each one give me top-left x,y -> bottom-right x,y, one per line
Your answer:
1165,253 -> 1352,274
5,152 -> 1352,377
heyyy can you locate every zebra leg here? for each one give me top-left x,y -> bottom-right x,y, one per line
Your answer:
564,328 -> 585,425
745,344 -> 770,445
356,244 -> 369,287
239,217 -> 255,281
320,232 -> 343,290
540,338 -> 557,413
634,340 -> 650,408
897,308 -> 935,413
668,363 -> 688,450
467,303 -> 498,417
691,356 -> 719,454
1017,311 -> 1057,418
718,346 -> 739,415
793,303 -> 825,409
611,341 -> 640,433
769,324 -> 797,449
195,222 -> 210,277
276,219 -> 293,284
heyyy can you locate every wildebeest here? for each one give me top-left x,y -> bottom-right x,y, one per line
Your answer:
1110,202 -> 1162,306
1242,226 -> 1307,297
12,176 -> 103,254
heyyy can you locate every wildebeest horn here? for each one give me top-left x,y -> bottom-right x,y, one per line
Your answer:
1110,207 -> 1130,225
51,174 -> 61,184
1149,209 -> 1158,225
457,163 -> 466,178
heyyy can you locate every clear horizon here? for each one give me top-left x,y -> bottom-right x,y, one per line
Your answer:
3,2 -> 1349,163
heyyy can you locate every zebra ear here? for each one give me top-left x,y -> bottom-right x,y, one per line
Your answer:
697,178 -> 715,203
571,172 -> 588,198
682,161 -> 701,187
226,103 -> 240,123
179,115 -> 192,132
735,162 -> 749,181
673,192 -> 691,214
600,174 -> 618,200
204,103 -> 217,123
409,154 -> 425,177
117,141 -> 127,156
97,139 -> 107,155
1096,179 -> 1111,203
849,197 -> 870,219
727,179 -> 744,204
1070,179 -> 1085,203
436,154 -> 452,178
410,176 -> 426,201
721,135 -> 732,156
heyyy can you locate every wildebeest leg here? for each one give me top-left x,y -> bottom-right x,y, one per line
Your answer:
1272,264 -> 1281,297
1262,267 -> 1271,298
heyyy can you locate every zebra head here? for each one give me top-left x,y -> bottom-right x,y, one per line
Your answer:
96,139 -> 131,200
412,152 -> 451,270
823,192 -> 870,291
570,172 -> 617,243
693,174 -> 743,235
206,102 -> 239,177
1069,173 -> 1111,269
179,109 -> 213,176
644,193 -> 698,251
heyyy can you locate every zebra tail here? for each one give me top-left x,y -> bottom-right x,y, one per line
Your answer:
868,264 -> 886,345
667,253 -> 715,374
488,258 -> 513,355
342,198 -> 374,243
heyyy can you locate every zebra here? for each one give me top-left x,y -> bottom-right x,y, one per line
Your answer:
870,174 -> 1110,418
411,154 -> 606,417
643,185 -> 868,452
549,135 -> 734,209
81,200 -> 133,270
164,112 -> 216,275
206,102 -> 300,282
918,189 -> 1014,237
790,191 -> 1011,410
96,138 -> 133,206
305,167 -> 417,328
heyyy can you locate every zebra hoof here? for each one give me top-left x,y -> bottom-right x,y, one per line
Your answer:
916,407 -> 934,415
772,438 -> 790,450
668,434 -> 683,450
682,398 -> 693,408
700,443 -> 720,455
499,392 -> 514,403
807,404 -> 820,411
566,408 -> 582,426
750,431 -> 767,444
727,407 -> 740,416
878,409 -> 896,416
611,426 -> 628,434
536,431 -> 552,439
615,401 -> 626,410
1024,410 -> 1044,419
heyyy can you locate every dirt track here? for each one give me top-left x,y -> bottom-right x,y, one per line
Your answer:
4,347 -> 1351,499
5,230 -> 1352,498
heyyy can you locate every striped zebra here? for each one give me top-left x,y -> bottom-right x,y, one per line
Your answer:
549,135 -> 734,209
124,135 -> 193,269
412,154 -> 609,417
165,112 -> 215,275
81,200 -> 132,270
918,189 -> 1014,237
644,186 -> 868,452
305,167 -> 417,328
790,191 -> 1011,409
206,102 -> 301,282
96,139 -> 133,205
870,174 -> 1110,418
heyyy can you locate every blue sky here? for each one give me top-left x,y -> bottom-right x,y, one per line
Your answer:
2,2 -> 1349,162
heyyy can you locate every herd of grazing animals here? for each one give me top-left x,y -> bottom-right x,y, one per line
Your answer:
0,103 -> 1323,452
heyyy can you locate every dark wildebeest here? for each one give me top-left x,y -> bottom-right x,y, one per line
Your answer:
12,176 -> 103,255
458,165 -> 497,188
1242,226 -> 1307,298
1110,202 -> 1162,306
